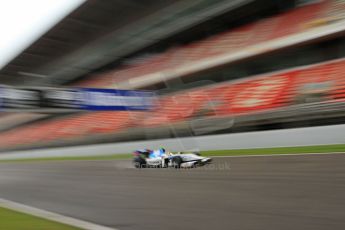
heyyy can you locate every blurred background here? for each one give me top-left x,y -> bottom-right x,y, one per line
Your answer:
0,0 -> 344,152
1,1 -> 345,230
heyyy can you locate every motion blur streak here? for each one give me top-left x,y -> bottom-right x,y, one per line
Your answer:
0,155 -> 345,230
0,1 -> 345,229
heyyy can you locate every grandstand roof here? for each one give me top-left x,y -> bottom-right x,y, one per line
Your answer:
0,0 -> 256,86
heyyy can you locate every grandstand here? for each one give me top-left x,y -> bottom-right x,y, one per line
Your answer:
0,0 -> 345,151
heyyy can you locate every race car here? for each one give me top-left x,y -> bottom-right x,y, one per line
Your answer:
132,148 -> 212,168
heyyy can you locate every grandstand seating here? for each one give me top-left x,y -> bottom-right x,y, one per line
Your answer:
143,90 -> 211,126
1,58 -> 345,149
0,111 -> 140,147
1,1 -> 345,149
75,0 -> 339,88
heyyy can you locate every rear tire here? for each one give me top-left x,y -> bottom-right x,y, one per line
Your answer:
133,156 -> 146,168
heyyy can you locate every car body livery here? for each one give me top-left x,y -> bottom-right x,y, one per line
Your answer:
133,149 -> 212,168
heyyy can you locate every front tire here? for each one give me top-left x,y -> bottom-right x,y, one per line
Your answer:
172,156 -> 183,168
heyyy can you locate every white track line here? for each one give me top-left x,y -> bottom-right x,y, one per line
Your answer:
0,198 -> 117,230
211,152 -> 345,158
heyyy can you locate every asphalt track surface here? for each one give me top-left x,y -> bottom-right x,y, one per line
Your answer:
0,154 -> 345,230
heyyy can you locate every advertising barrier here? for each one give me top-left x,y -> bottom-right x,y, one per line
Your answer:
0,87 -> 155,112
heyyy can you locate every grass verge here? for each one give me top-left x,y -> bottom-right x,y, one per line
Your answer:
0,144 -> 345,163
201,144 -> 345,156
0,207 -> 80,230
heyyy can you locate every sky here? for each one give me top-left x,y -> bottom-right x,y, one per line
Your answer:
0,0 -> 86,70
